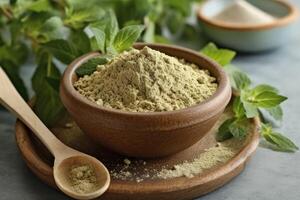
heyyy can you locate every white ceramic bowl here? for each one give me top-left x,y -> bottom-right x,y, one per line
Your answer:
197,0 -> 299,52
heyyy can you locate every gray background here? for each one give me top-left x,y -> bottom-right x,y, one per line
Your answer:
1,2 -> 300,200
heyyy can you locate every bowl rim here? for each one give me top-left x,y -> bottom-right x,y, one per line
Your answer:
61,43 -> 231,119
197,0 -> 299,31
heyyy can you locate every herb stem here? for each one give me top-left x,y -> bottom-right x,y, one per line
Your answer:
47,54 -> 53,76
0,6 -> 13,21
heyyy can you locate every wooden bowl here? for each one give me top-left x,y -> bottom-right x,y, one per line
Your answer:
60,43 -> 231,158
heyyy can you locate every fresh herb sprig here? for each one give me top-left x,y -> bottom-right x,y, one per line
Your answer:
0,0 -> 145,125
75,10 -> 145,76
1,0 -> 198,126
201,43 -> 298,152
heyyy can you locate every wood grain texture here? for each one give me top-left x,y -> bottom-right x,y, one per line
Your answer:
15,112 -> 260,200
60,43 -> 232,157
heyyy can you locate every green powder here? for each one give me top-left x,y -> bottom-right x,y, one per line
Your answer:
74,46 -> 217,112
156,138 -> 245,179
108,138 -> 245,181
69,165 -> 98,194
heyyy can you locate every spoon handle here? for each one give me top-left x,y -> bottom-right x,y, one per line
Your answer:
0,67 -> 65,156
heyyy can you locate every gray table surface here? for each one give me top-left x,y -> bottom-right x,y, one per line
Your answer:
1,5 -> 300,200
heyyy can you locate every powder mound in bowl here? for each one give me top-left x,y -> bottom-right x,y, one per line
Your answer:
74,46 -> 218,112
212,0 -> 275,25
69,165 -> 98,194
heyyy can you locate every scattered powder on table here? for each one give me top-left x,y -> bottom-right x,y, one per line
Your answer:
108,138 -> 245,182
69,165 -> 98,194
64,122 -> 74,128
123,158 -> 131,165
212,0 -> 275,25
156,138 -> 245,179
109,158 -> 152,183
74,46 -> 217,112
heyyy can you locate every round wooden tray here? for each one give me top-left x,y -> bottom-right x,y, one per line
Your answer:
15,110 -> 259,200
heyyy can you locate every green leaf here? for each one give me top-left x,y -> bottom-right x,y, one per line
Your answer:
229,119 -> 249,139
115,0 -> 154,27
266,106 -> 283,121
123,20 -> 141,26
261,123 -> 272,135
178,23 -> 206,47
90,37 -> 99,51
45,76 -> 60,91
75,56 -> 111,76
231,70 -> 251,91
32,52 -> 60,93
32,52 -> 65,126
1,63 -> 28,100
143,19 -> 155,43
163,0 -> 192,16
252,91 -> 287,108
154,35 -> 171,44
261,123 -> 298,152
242,102 -> 259,118
113,25 -> 145,53
248,84 -> 286,108
64,7 -> 105,29
216,118 -> 235,142
91,10 -> 119,47
43,39 -> 79,64
10,0 -> 17,5
39,16 -> 65,42
164,10 -> 185,35
9,20 -> 23,44
21,12 -> 51,34
251,84 -> 279,94
66,0 -> 109,10
201,43 -> 236,66
266,132 -> 298,152
28,0 -> 51,12
0,43 -> 28,66
241,85 -> 287,117
241,91 -> 259,118
103,10 -> 119,45
223,64 -> 251,90
233,97 -> 246,119
69,30 -> 91,55
217,116 -> 250,142
89,27 -> 106,53
0,35 -> 4,46
264,132 -> 298,152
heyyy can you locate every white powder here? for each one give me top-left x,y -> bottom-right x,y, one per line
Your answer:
212,0 -> 275,25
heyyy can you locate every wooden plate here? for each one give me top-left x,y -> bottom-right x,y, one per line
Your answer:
15,110 -> 259,200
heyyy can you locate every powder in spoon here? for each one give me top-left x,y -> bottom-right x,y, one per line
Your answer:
69,165 -> 98,194
74,46 -> 217,112
212,0 -> 275,25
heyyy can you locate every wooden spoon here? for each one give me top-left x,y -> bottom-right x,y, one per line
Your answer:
0,67 -> 110,200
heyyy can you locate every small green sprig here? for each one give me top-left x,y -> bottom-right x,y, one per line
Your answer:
201,43 -> 298,152
75,56 -> 111,77
261,123 -> 298,152
75,10 -> 145,76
